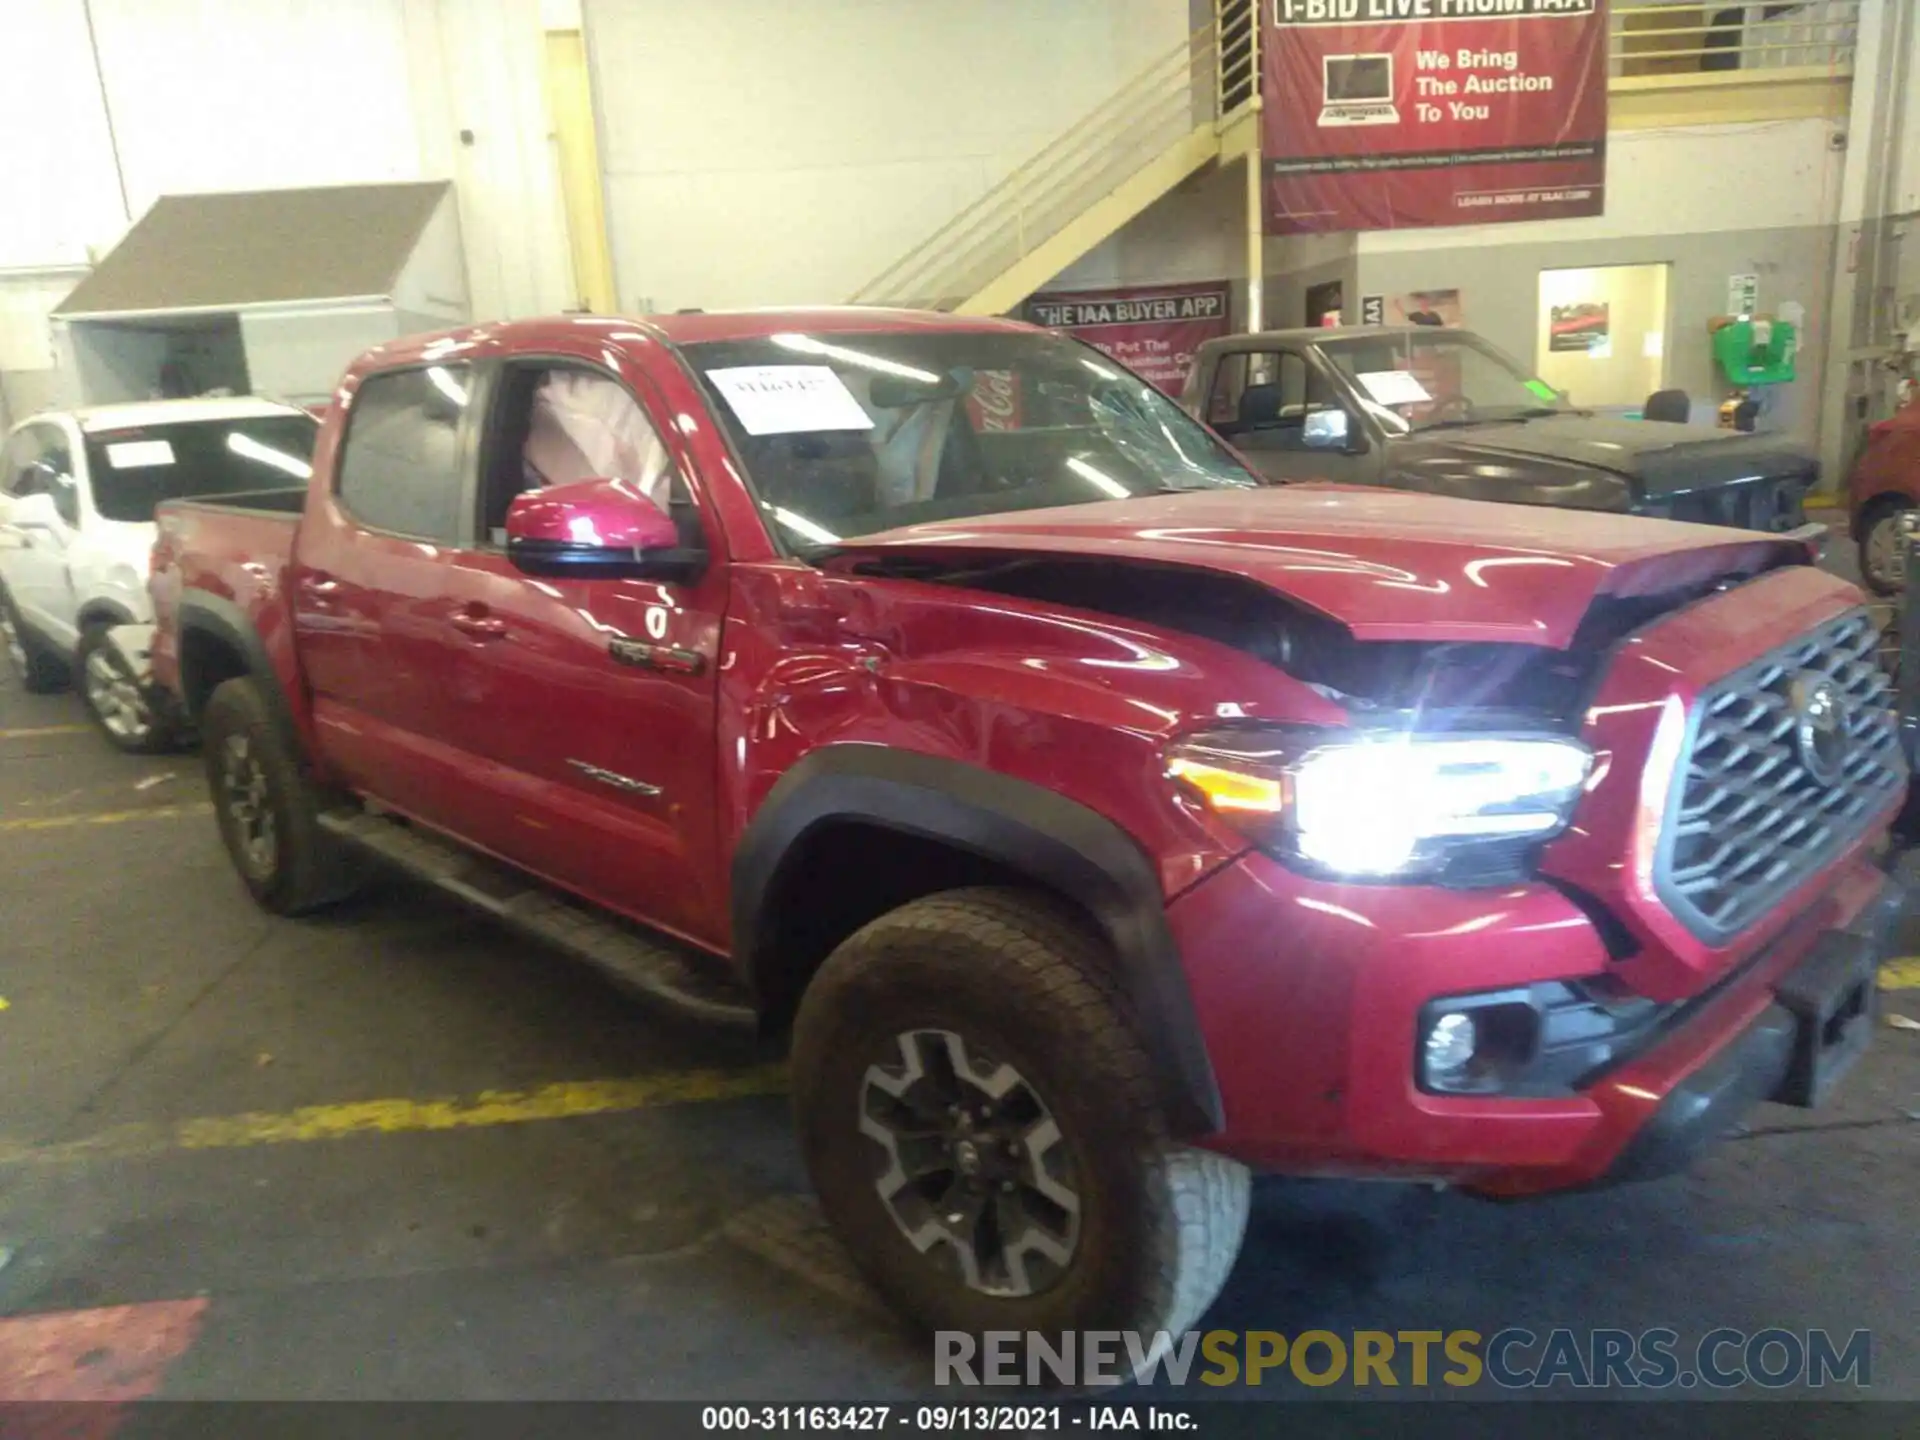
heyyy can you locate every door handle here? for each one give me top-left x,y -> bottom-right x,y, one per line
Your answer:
297,573 -> 340,599
452,608 -> 508,640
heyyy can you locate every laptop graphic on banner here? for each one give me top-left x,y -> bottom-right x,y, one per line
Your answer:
1319,54 -> 1398,127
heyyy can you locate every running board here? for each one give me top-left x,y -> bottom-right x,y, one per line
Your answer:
317,809 -> 755,1030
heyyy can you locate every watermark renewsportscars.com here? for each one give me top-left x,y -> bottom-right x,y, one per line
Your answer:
935,1328 -> 1872,1391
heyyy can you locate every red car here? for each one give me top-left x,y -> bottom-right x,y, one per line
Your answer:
149,311 -> 1904,1348
1848,394 -> 1920,593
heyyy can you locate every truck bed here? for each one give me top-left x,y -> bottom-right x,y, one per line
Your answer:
164,486 -> 307,516
153,492 -> 302,592
149,493 -> 306,708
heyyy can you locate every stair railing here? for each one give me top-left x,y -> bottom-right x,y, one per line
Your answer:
849,5 -> 1259,312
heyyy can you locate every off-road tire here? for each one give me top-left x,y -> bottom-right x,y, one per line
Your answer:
76,626 -> 177,754
201,676 -> 364,915
792,887 -> 1249,1366
0,588 -> 68,694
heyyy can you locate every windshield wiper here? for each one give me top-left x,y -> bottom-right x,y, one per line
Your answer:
1142,480 -> 1259,494
1413,416 -> 1523,432
1415,407 -> 1582,432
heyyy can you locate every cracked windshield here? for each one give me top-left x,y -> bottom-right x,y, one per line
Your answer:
686,329 -> 1262,551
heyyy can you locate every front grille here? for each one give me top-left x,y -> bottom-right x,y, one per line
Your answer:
1667,477 -> 1807,532
1654,609 -> 1904,942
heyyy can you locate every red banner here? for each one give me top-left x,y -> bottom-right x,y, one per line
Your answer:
1025,282 -> 1231,395
1262,0 -> 1607,234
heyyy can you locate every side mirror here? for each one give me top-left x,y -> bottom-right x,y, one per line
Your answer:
7,492 -> 63,532
504,478 -> 705,583
1302,409 -> 1353,451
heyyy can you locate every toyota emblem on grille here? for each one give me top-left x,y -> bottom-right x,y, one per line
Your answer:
1790,674 -> 1849,784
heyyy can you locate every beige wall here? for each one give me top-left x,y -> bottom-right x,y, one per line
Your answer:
1263,232 -> 1359,332
1052,161 -> 1245,294
1356,224 -> 1836,439
583,0 -> 1188,311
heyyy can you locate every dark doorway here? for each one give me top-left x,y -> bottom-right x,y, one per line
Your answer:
1305,280 -> 1345,328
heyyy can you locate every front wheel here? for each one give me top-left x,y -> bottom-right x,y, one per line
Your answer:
791,888 -> 1249,1360
1859,500 -> 1913,596
201,677 -> 364,915
76,628 -> 176,754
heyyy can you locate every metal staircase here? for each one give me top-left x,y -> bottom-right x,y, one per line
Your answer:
850,0 -> 1866,318
848,2 -> 1262,317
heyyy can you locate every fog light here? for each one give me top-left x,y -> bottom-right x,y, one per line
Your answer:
1424,1011 -> 1478,1080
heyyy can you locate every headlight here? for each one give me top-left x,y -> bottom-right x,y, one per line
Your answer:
1165,727 -> 1592,883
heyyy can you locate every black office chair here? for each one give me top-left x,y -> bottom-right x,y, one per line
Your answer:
1644,389 -> 1692,424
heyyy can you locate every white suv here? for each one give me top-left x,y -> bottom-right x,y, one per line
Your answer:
0,397 -> 318,751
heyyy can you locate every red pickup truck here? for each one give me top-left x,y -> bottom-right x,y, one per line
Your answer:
150,310 -> 1906,1348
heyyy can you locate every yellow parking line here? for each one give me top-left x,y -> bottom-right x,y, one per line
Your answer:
0,725 -> 92,740
0,803 -> 213,833
1881,957 -> 1920,991
0,1064 -> 790,1168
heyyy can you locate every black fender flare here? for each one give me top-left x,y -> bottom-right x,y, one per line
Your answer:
732,746 -> 1223,1136
175,592 -> 301,752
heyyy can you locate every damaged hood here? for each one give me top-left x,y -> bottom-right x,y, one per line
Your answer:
833,486 -> 1819,648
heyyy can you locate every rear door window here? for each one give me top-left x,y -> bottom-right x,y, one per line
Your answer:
337,366 -> 474,542
83,414 -> 317,522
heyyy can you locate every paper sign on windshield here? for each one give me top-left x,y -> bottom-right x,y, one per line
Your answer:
1354,371 -> 1433,408
707,366 -> 874,437
104,440 -> 176,469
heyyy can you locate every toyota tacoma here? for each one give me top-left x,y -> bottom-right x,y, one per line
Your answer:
149,310 -> 1904,1350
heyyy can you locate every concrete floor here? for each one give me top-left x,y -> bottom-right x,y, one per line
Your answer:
0,655 -> 1916,1406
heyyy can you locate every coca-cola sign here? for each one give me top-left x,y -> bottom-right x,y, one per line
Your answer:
1025,282 -> 1231,395
965,369 -> 1023,432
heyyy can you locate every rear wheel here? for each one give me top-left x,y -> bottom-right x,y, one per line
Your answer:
0,590 -> 68,694
791,888 -> 1249,1364
1859,498 -> 1913,596
201,676 -> 363,915
76,627 -> 175,754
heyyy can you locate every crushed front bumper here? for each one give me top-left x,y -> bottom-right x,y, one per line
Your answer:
1599,923 -> 1881,1186
1171,845 -> 1907,1193
1495,846 -> 1907,1195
